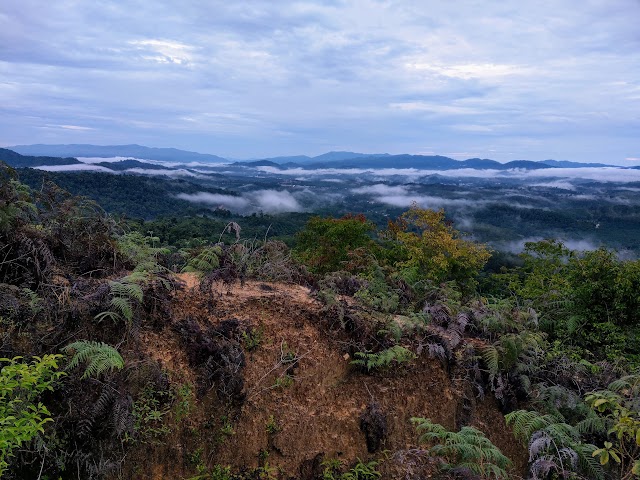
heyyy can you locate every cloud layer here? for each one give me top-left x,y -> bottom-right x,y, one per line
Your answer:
1,1 -> 639,163
177,189 -> 303,214
262,166 -> 640,183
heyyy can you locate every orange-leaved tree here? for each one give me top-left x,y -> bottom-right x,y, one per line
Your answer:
383,204 -> 490,293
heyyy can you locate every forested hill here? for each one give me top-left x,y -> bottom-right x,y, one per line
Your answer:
16,167 -> 229,219
0,147 -> 81,167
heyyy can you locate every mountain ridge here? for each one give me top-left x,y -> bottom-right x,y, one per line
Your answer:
4,144 -> 621,170
9,143 -> 228,164
0,147 -> 82,168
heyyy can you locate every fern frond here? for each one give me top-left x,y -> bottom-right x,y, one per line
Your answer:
480,345 -> 499,379
62,340 -> 124,379
412,418 -> 510,479
181,246 -> 222,276
573,443 -> 604,480
505,410 -> 560,441
411,417 -> 448,439
110,296 -> 133,322
351,345 -> 416,372
576,412 -> 609,435
109,280 -> 143,303
565,315 -> 584,335
123,270 -> 151,285
94,310 -> 123,323
608,373 -> 640,394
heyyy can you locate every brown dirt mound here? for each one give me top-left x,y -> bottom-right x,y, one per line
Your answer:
129,276 -> 526,479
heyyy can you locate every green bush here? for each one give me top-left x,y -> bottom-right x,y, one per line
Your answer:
0,354 -> 64,475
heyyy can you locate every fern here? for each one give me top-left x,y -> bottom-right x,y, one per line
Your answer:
505,410 -> 559,440
94,277 -> 143,325
412,418 -> 511,479
181,246 -> 222,277
505,410 -> 604,480
20,288 -> 43,316
351,345 -> 416,372
575,410 -> 609,435
607,373 -> 640,394
340,459 -> 381,480
478,332 -> 544,392
110,279 -> 143,302
480,345 -> 500,381
63,340 -> 124,379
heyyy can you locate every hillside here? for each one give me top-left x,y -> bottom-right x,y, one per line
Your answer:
132,277 -> 526,479
16,167 -> 233,219
1,163 -> 638,480
0,147 -> 81,167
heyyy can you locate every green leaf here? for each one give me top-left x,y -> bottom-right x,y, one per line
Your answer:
599,450 -> 609,465
609,450 -> 620,464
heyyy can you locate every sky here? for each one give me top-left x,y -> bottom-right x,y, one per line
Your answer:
1,0 -> 639,163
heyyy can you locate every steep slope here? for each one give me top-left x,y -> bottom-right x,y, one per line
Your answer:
129,277 -> 527,479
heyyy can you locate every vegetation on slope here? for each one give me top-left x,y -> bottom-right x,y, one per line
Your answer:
1,161 -> 638,479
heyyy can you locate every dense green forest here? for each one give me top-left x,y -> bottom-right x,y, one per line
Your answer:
1,162 -> 639,479
13,165 -> 640,257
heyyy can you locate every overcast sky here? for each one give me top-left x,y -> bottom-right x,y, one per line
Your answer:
1,1 -> 639,163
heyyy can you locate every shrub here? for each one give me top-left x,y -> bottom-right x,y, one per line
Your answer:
294,214 -> 379,275
411,417 -> 511,479
0,354 -> 64,475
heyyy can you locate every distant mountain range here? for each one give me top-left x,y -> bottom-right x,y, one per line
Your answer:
2,144 -> 621,172
539,159 -> 614,168
251,151 -> 391,164
9,144 -> 227,163
236,155 -> 580,171
0,148 -> 81,168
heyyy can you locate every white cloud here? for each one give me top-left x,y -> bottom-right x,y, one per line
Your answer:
257,165 -> 640,183
177,189 -> 303,213
176,192 -> 250,210
34,164 -> 114,172
77,156 -> 138,164
44,124 -> 94,131
123,168 -> 198,177
405,62 -> 532,80
496,237 -> 601,254
129,39 -> 196,65
251,189 -> 302,213
376,194 -> 485,209
532,180 -> 576,190
351,184 -> 409,195
389,102 -> 479,115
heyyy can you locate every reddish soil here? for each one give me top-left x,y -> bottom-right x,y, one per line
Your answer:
130,276 -> 527,479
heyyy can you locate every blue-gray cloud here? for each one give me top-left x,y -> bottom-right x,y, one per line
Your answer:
1,1 -> 639,163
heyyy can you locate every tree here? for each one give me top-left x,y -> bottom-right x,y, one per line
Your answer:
509,240 -> 640,359
383,205 -> 490,292
294,214 -> 379,275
